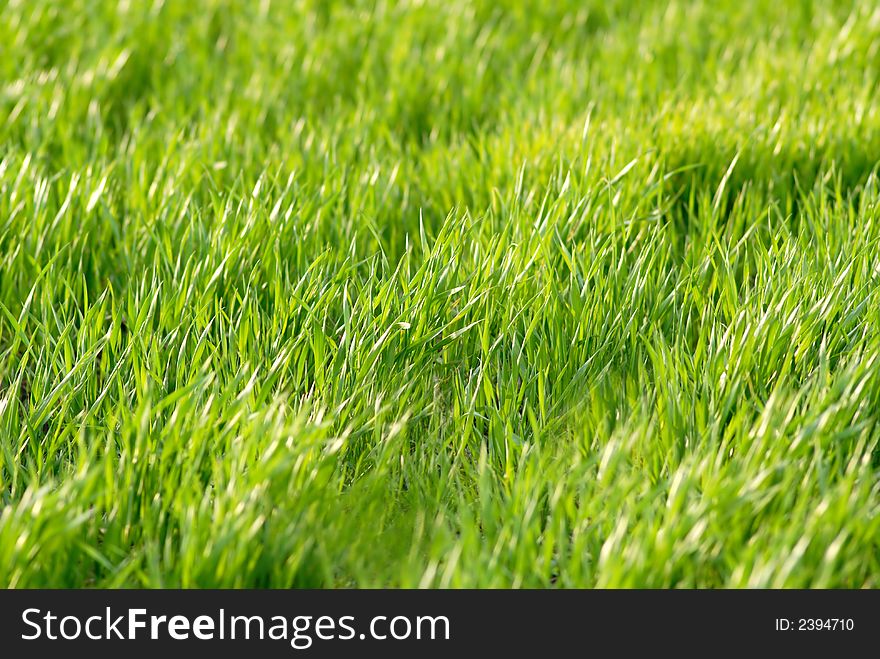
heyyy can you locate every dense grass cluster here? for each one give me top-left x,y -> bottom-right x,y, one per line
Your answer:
2,0 -> 880,587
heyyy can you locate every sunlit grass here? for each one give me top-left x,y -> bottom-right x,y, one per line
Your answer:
1,0 -> 879,587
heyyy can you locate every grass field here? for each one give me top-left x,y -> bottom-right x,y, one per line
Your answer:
2,0 -> 880,588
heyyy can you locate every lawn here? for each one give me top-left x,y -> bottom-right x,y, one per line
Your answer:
1,0 -> 879,588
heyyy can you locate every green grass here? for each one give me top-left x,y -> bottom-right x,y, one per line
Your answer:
2,0 -> 880,588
